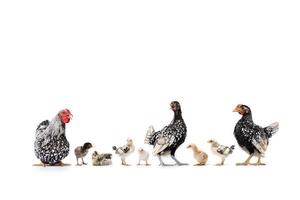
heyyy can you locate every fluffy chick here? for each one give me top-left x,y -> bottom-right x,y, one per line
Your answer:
92,151 -> 112,166
74,142 -> 93,166
137,148 -> 150,165
112,138 -> 135,165
187,144 -> 208,166
208,139 -> 234,165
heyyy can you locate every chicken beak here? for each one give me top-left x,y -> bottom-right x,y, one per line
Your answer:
233,107 -> 239,112
70,114 -> 73,119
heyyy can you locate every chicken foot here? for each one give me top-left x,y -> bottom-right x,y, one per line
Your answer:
171,155 -> 188,166
121,158 -> 130,166
33,163 -> 47,167
82,158 -> 87,165
158,155 -> 174,166
236,154 -> 253,166
252,156 -> 266,166
216,158 -> 225,166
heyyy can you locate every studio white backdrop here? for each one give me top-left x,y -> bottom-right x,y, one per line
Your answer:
0,1 -> 299,200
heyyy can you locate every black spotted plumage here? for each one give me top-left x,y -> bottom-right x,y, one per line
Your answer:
34,111 -> 71,165
34,133 -> 70,165
149,119 -> 187,155
145,101 -> 187,165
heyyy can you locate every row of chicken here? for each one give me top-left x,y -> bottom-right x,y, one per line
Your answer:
34,102 -> 279,167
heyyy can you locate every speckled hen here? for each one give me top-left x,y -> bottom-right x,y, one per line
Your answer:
233,104 -> 279,165
145,101 -> 187,166
34,109 -> 73,166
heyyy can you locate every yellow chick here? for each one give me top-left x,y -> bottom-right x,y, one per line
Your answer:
187,144 -> 208,166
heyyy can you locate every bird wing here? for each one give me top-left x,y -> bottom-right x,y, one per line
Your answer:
252,133 -> 268,155
153,134 -> 175,155
216,146 -> 226,154
116,145 -> 130,155
217,145 -> 233,156
248,124 -> 269,155
145,125 -> 156,144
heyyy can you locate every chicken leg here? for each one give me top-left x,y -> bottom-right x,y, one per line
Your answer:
171,155 -> 188,166
236,154 -> 253,166
158,155 -> 174,166
76,158 -> 82,166
216,158 -> 225,166
82,158 -> 87,165
121,158 -> 130,166
252,156 -> 266,166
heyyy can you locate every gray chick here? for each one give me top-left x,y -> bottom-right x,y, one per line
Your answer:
92,151 -> 112,166
74,142 -> 93,165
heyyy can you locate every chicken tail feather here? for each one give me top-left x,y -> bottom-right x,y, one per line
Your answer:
35,120 -> 50,137
144,125 -> 156,145
264,122 -> 279,138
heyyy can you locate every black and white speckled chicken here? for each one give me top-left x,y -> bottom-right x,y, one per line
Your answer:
233,104 -> 279,165
145,101 -> 187,166
208,139 -> 234,165
34,109 -> 73,166
112,138 -> 135,165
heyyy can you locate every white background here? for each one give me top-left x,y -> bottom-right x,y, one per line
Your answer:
0,0 -> 299,199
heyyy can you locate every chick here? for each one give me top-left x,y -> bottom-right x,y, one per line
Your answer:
137,148 -> 150,165
208,139 -> 234,165
187,144 -> 208,166
92,151 -> 112,166
112,138 -> 135,165
74,142 -> 93,166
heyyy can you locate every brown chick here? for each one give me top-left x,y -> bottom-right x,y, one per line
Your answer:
74,142 -> 93,166
187,144 -> 208,166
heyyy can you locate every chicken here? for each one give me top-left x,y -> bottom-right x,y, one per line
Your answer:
187,144 -> 208,166
74,142 -> 93,166
233,104 -> 279,165
208,139 -> 234,165
112,138 -> 135,165
34,109 -> 73,166
145,101 -> 187,166
137,148 -> 150,165
92,151 -> 112,166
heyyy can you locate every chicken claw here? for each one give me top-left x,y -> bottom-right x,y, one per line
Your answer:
171,155 -> 188,166
251,156 -> 266,166
236,154 -> 253,166
33,163 -> 47,167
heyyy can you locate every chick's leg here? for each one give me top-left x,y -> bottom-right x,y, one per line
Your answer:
82,158 -> 87,165
121,158 -> 129,166
146,160 -> 150,166
236,154 -> 253,166
222,158 -> 225,165
76,158 -> 81,166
